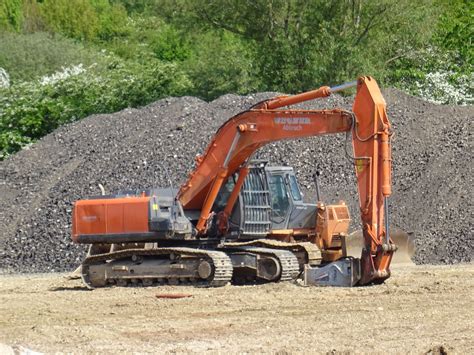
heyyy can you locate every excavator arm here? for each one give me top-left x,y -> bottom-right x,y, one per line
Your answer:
177,76 -> 395,285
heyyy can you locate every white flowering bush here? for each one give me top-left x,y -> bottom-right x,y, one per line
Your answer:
413,71 -> 473,105
0,68 -> 9,88
0,32 -> 105,84
388,46 -> 472,106
0,59 -> 191,159
39,64 -> 86,86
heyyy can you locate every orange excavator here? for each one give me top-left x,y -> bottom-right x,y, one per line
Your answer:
72,76 -> 412,288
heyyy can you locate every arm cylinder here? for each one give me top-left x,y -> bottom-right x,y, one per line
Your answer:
196,167 -> 228,233
380,131 -> 392,196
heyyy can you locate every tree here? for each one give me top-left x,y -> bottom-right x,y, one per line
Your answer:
157,0 -> 439,92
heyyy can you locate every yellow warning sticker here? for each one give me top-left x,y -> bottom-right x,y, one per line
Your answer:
356,159 -> 365,173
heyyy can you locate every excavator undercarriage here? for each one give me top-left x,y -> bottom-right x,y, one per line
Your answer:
81,247 -> 233,288
80,241 -> 328,288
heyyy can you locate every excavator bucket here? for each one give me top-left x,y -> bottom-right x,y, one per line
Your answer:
345,229 -> 415,265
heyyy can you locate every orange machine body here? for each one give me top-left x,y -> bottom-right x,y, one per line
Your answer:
315,202 -> 351,261
72,196 -> 150,242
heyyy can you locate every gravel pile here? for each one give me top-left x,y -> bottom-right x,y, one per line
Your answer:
0,89 -> 472,272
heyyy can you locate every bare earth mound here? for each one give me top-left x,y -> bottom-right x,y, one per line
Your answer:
0,264 -> 473,353
0,89 -> 472,272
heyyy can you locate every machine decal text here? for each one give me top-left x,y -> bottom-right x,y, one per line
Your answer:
274,117 -> 310,125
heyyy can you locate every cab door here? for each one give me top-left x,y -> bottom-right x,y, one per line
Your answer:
286,173 -> 317,230
267,172 -> 291,230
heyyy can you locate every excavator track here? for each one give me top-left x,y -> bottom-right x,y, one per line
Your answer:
222,239 -> 322,269
81,247 -> 233,289
219,245 -> 300,283
241,247 -> 300,281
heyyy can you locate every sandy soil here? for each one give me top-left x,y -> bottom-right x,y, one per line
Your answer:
0,263 -> 473,354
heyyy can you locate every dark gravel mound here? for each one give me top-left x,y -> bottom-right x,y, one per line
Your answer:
0,90 -> 472,272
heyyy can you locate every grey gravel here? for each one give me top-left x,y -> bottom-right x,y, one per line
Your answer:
0,89 -> 472,272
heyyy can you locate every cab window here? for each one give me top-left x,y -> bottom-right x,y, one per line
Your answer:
213,176 -> 235,211
269,175 -> 290,216
289,175 -> 302,201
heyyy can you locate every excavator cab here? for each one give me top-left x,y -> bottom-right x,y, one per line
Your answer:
218,162 -> 322,241
266,166 -> 318,232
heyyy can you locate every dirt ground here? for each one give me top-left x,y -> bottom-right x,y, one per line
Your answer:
0,263 -> 473,354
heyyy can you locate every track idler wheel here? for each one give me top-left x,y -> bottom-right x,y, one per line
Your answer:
257,256 -> 281,281
197,260 -> 213,279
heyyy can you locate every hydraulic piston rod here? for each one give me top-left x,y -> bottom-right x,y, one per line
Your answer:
330,81 -> 358,93
265,80 -> 358,110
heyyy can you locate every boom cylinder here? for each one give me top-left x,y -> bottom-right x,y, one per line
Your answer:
265,86 -> 331,109
223,166 -> 250,217
265,80 -> 358,110
330,81 -> 358,93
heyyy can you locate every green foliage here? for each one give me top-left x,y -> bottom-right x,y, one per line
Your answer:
434,0 -> 473,65
0,32 -> 102,83
90,0 -> 130,40
38,0 -> 99,40
0,57 -> 191,159
0,0 -> 23,31
149,24 -> 191,61
104,15 -> 187,61
1,0 -> 131,39
184,32 -> 258,99
111,0 -> 151,14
